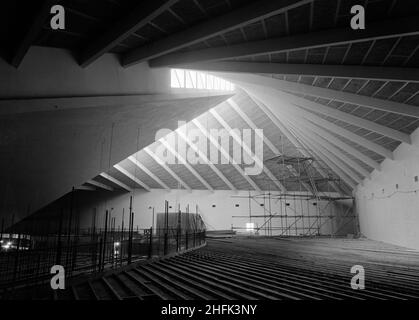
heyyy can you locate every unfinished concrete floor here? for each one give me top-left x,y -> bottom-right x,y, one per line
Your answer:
7,237 -> 419,300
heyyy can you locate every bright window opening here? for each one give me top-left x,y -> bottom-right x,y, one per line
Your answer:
246,222 -> 255,232
171,69 -> 235,91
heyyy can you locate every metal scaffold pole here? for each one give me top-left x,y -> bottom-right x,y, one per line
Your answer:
230,151 -> 355,237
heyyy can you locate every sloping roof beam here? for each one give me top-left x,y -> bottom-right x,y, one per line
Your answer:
210,108 -> 286,192
11,0 -> 56,68
286,121 -> 363,185
113,165 -> 151,191
192,119 -> 262,192
235,82 -> 395,160
277,80 -> 419,120
282,110 -> 371,179
176,128 -> 237,191
159,139 -> 214,192
227,99 -> 307,192
128,156 -> 170,191
144,147 -> 192,191
0,92 -> 234,116
86,180 -> 114,191
286,125 -> 358,189
75,186 -> 96,191
178,61 -> 419,82
99,172 -> 133,192
80,0 -> 180,67
150,15 -> 419,67
285,116 -> 381,171
220,72 -> 419,127
123,0 -> 312,66
249,94 -> 350,194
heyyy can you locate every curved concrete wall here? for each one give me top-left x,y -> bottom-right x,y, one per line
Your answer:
356,128 -> 419,250
27,189 -> 353,237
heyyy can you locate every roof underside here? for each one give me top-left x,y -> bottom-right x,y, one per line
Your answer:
2,0 -> 418,64
94,89 -> 358,195
3,0 -> 419,197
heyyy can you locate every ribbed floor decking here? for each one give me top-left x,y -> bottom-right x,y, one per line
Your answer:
11,237 -> 419,300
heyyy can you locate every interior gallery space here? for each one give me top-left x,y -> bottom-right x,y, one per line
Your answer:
1,0 -> 419,303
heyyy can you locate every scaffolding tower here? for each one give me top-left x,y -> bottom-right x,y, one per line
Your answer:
231,153 -> 358,237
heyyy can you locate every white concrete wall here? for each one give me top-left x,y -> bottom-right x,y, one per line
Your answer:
0,46 -> 170,98
355,128 -> 419,250
77,189 -> 354,236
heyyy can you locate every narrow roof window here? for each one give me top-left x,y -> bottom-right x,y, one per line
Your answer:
171,69 -> 235,91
